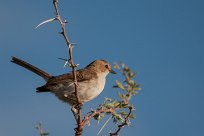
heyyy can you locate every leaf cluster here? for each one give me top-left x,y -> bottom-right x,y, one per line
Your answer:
89,63 -> 140,135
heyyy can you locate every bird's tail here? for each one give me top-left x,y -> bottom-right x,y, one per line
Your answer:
11,56 -> 52,81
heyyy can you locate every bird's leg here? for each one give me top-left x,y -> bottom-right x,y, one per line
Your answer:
71,105 -> 78,121
71,103 -> 83,121
75,102 -> 83,110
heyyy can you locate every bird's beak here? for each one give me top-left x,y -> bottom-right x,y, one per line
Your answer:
109,69 -> 116,74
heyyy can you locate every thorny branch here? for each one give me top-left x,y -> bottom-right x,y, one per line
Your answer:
81,107 -> 119,127
78,103 -> 134,136
52,0 -> 82,135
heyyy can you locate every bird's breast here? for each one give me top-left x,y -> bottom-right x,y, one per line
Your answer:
78,76 -> 106,102
50,73 -> 107,104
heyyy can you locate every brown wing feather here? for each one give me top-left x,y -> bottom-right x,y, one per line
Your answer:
36,68 -> 98,93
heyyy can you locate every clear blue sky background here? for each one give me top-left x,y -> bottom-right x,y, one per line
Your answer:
1,0 -> 203,135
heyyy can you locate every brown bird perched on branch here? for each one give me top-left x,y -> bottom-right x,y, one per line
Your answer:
11,57 -> 116,106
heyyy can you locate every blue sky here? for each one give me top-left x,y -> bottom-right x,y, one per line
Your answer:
1,0 -> 204,135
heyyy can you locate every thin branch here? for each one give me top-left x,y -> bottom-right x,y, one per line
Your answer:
109,106 -> 133,136
52,0 -> 82,135
35,122 -> 43,136
80,104 -> 122,129
35,122 -> 49,136
78,103 -> 133,135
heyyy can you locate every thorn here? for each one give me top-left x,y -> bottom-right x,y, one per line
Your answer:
70,43 -> 77,49
58,58 -> 68,61
57,58 -> 70,67
90,108 -> 94,111
71,43 -> 77,48
35,18 -> 56,29
64,20 -> 69,23
64,60 -> 69,67
97,116 -> 112,135
58,32 -> 64,35
68,58 -> 71,63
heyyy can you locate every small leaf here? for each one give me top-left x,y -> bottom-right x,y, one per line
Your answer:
119,111 -> 128,116
118,92 -> 128,100
121,63 -> 125,69
113,114 -> 125,123
104,103 -> 114,108
116,80 -> 125,90
93,113 -> 105,122
120,103 -> 129,108
86,121 -> 91,127
104,97 -> 112,102
129,114 -> 136,119
114,63 -> 120,69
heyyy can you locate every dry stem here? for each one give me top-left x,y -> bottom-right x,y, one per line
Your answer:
52,0 -> 82,135
49,1 -> 135,136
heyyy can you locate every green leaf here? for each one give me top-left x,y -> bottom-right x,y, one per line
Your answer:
118,92 -> 129,100
120,103 -> 129,108
119,111 -> 128,116
114,114 -> 125,123
104,97 -> 112,102
129,114 -> 136,119
116,80 -> 125,90
93,113 -> 105,121
114,63 -> 120,69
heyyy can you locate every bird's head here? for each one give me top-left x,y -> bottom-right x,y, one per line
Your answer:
86,60 -> 116,75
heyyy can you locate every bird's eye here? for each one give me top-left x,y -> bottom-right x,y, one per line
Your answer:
105,65 -> 109,69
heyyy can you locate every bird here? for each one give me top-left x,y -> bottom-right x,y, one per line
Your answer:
11,57 -> 116,107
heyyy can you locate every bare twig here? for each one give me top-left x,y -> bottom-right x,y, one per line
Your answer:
35,122 -> 49,136
52,0 -> 82,135
35,122 -> 43,136
81,108 -> 118,127
78,103 -> 133,136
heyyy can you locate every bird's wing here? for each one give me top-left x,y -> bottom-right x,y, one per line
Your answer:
36,69 -> 97,92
